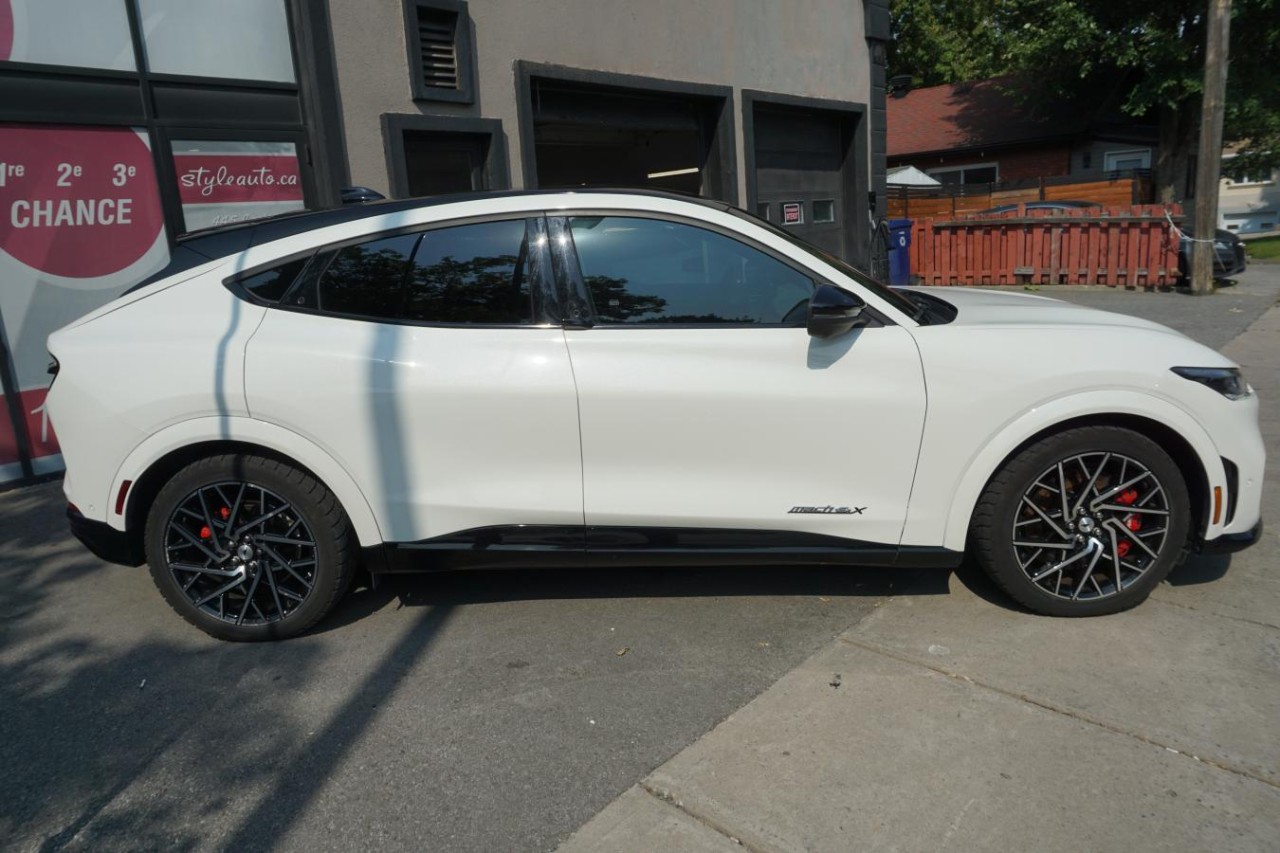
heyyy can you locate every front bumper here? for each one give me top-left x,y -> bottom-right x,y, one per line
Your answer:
1201,520 -> 1263,554
68,505 -> 145,566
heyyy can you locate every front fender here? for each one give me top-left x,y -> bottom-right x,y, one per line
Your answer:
109,416 -> 384,547
936,390 -> 1223,552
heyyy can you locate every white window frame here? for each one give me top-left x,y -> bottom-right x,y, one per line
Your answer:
926,162 -> 1000,184
1103,148 -> 1152,172
1220,154 -> 1276,187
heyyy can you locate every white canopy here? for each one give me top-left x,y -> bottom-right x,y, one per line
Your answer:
886,165 -> 942,186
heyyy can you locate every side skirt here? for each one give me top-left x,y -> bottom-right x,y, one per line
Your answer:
362,525 -> 963,573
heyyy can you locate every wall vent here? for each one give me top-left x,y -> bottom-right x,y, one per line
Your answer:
416,6 -> 459,91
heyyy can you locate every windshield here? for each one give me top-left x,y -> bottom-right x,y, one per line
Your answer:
728,208 -> 924,321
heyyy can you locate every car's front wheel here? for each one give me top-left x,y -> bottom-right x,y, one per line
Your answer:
972,426 -> 1191,616
145,454 -> 356,641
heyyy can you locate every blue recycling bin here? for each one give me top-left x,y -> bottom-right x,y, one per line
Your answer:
887,218 -> 913,286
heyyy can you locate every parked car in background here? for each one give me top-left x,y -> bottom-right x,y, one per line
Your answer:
1177,228 -> 1247,282
976,200 -> 1103,215
46,190 -> 1264,640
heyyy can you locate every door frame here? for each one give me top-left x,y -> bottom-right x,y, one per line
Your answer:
741,90 -> 869,266
513,61 -> 738,204
380,113 -> 510,199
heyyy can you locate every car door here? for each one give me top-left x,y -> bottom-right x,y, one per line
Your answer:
552,212 -> 926,550
244,216 -> 584,544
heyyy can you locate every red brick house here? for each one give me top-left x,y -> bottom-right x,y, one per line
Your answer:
887,78 -> 1159,188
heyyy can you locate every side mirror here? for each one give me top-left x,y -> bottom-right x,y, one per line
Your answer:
807,284 -> 866,338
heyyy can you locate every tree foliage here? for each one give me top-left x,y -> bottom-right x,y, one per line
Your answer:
888,0 -> 1280,181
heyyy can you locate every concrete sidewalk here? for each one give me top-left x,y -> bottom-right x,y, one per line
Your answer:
559,305 -> 1280,852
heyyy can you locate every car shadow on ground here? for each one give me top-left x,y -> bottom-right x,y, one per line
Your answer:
320,542 -> 1233,632
318,560 -> 964,635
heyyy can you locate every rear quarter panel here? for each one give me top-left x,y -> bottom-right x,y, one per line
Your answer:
46,270 -> 264,524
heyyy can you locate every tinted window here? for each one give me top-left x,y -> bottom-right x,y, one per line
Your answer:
318,233 -> 419,319
404,220 -> 531,324
569,217 -> 814,325
239,256 -> 308,303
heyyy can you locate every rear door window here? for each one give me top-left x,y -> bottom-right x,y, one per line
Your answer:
402,220 -> 532,324
317,233 -> 420,320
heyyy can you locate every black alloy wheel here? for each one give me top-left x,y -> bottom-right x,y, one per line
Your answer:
972,426 -> 1191,616
145,454 -> 355,641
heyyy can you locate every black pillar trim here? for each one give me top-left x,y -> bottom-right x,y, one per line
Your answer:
289,0 -> 351,205
380,113 -> 510,198
865,0 -> 891,221
740,90 -> 870,265
512,61 -> 738,205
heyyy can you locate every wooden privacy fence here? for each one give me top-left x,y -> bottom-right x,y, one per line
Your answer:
886,175 -> 1153,218
907,204 -> 1183,287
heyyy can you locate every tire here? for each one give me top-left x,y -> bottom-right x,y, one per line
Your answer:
971,426 -> 1191,616
145,454 -> 356,641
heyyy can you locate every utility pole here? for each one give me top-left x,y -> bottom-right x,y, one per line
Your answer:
1191,0 -> 1231,295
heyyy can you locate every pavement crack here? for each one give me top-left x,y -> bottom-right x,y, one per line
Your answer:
838,635 -> 1280,792
639,781 -> 775,853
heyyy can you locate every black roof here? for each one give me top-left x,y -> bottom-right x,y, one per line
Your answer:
177,188 -> 729,253
129,189 -> 730,294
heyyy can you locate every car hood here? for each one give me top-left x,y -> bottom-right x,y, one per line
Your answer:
912,287 -> 1181,335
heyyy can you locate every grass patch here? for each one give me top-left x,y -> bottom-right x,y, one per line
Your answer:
1245,235 -> 1280,261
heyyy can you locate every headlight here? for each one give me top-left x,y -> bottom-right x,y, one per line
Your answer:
1214,240 -> 1231,252
1171,366 -> 1251,400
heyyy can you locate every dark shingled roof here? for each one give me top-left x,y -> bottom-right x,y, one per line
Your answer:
888,78 -> 1094,158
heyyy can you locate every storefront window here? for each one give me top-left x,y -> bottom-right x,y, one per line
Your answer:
0,123 -> 169,482
0,0 -> 136,71
137,0 -> 295,83
172,140 -> 306,232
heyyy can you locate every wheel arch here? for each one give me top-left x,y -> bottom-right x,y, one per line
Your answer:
112,418 -> 384,552
942,397 -> 1221,551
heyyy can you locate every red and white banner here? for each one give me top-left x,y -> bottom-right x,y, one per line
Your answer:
0,387 -> 56,468
172,141 -> 305,231
0,3 -> 13,61
0,124 -> 165,279
0,123 -> 169,481
175,154 -> 303,205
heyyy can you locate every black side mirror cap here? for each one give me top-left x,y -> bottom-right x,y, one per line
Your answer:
807,284 -> 866,338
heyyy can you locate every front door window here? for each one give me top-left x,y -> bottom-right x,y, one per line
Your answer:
567,216 -> 814,325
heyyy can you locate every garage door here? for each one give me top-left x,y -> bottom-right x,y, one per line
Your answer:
753,107 -> 850,259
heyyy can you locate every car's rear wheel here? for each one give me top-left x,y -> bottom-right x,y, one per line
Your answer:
972,426 -> 1191,616
145,454 -> 356,641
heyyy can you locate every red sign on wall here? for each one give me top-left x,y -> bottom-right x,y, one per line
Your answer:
172,140 -> 306,232
0,125 -> 165,278
0,387 -> 56,468
0,123 -> 169,481
175,154 -> 303,205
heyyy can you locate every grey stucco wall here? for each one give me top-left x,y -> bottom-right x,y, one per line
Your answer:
327,0 -> 872,202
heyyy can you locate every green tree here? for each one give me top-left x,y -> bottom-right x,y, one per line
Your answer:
888,0 -> 1280,201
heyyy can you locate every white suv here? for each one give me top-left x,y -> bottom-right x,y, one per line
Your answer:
46,190 -> 1264,641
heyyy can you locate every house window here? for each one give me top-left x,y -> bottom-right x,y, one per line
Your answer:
1103,148 -> 1151,173
1221,156 -> 1275,187
404,0 -> 475,103
927,164 -> 999,185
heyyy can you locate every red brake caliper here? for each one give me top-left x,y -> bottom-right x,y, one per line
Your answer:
1115,488 -> 1140,557
200,507 -> 231,540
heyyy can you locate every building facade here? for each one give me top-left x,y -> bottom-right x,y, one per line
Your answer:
1220,157 -> 1279,234
0,0 -> 886,487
